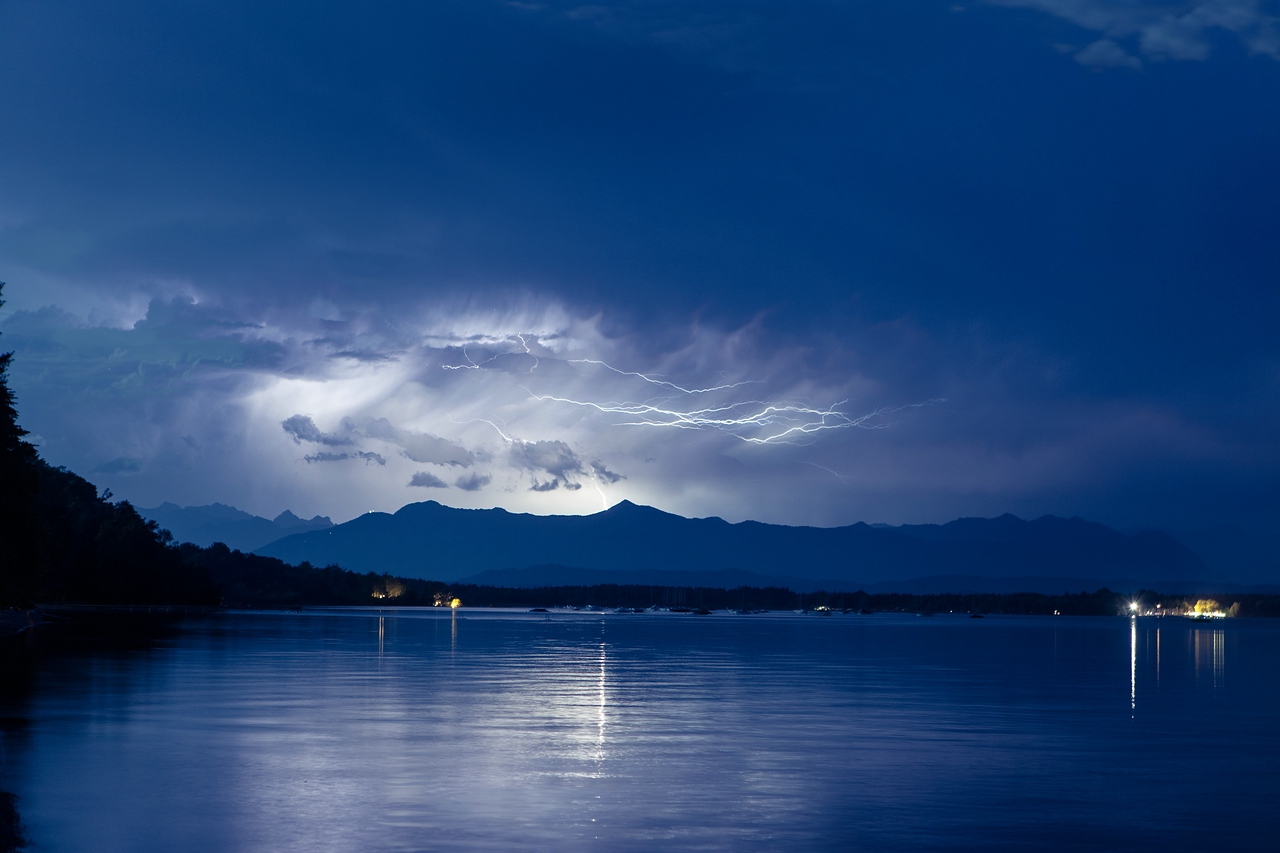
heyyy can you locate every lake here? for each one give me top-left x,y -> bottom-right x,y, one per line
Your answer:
1,609 -> 1277,851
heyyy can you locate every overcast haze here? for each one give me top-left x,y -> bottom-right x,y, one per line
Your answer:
2,0 -> 1278,531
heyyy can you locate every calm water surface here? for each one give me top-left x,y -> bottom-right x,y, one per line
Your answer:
1,610 -> 1277,851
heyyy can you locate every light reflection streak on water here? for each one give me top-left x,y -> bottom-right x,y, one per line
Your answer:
1130,617 -> 1137,715
596,641 -> 607,764
1193,629 -> 1226,689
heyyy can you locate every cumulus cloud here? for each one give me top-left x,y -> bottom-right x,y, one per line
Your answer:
454,472 -> 492,491
282,415 -> 352,446
409,471 -> 449,488
993,0 -> 1280,63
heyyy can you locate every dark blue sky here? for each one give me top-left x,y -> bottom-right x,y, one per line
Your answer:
2,0 -> 1277,531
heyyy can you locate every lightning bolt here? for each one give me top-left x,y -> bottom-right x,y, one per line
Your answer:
524,390 -> 935,445
441,337 -> 539,373
447,413 -> 515,444
446,347 -> 937,447
440,344 -> 494,370
591,471 -> 608,510
516,335 -> 539,373
801,461 -> 851,481
567,359 -> 759,394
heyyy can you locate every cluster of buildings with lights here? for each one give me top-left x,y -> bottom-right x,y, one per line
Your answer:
1125,598 -> 1238,619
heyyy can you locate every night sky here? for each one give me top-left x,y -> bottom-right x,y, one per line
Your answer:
1,0 -> 1277,532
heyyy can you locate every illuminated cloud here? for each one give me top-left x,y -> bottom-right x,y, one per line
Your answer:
3,288 -> 1273,533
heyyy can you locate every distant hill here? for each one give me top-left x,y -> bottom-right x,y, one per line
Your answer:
1167,526 -> 1280,585
139,502 -> 333,552
456,565 -> 1248,595
255,500 -> 1215,591
461,565 -> 817,591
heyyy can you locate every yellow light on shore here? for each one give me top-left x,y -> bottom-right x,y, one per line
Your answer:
450,598 -> 461,609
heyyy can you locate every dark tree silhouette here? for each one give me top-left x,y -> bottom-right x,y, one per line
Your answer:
0,282 -> 41,606
0,282 -> 217,607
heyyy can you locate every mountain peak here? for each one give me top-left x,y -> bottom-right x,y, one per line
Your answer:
601,499 -> 677,519
273,509 -> 333,530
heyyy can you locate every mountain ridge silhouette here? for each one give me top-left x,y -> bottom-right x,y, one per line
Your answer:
253,499 -> 1214,590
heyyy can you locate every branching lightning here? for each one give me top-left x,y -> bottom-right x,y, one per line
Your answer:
444,347 -> 937,447
567,359 -> 758,394
513,356 -> 933,444
524,390 -> 923,444
440,344 -> 490,370
441,337 -> 538,373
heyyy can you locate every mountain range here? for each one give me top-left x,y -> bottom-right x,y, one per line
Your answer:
137,499 -> 1279,593
138,502 -> 333,553
249,499 -> 1269,593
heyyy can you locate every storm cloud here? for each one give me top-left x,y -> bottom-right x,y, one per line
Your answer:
0,0 -> 1277,534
